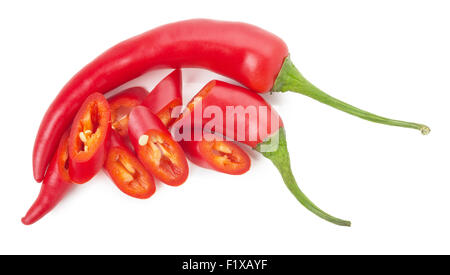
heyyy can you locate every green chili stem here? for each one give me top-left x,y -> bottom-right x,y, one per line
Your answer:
255,128 -> 351,227
272,56 -> 430,135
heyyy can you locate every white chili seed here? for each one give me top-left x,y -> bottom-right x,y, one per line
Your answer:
138,135 -> 149,146
79,132 -> 87,143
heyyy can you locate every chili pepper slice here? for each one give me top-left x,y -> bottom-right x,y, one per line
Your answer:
128,106 -> 188,186
176,80 -> 283,148
22,131 -> 72,225
104,131 -> 155,199
141,69 -> 182,127
175,80 -> 350,226
109,87 -> 148,137
33,19 -> 429,182
68,93 -> 111,184
179,132 -> 250,175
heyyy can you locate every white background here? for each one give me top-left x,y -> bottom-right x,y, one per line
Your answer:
0,0 -> 449,254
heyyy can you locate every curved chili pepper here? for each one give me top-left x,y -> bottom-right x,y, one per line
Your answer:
22,131 -> 72,225
33,19 -> 429,182
141,69 -> 182,127
128,106 -> 189,186
104,131 -> 156,199
175,80 -> 350,226
109,87 -> 149,137
68,93 -> 111,184
179,132 -> 251,175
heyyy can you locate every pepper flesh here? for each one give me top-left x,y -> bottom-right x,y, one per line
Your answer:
179,132 -> 251,175
33,19 -> 429,183
22,131 -> 72,225
177,80 -> 350,226
68,93 -> 111,184
141,69 -> 182,127
104,131 -> 155,199
109,87 -> 148,137
128,106 -> 188,186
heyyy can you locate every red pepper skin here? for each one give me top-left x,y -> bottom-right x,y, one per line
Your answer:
128,106 -> 189,186
175,80 -> 283,148
32,19 -> 288,182
109,129 -> 127,148
108,87 -> 149,137
104,131 -> 156,199
141,69 -> 182,127
128,106 -> 169,145
179,132 -> 251,175
68,93 -> 111,184
22,131 -> 72,225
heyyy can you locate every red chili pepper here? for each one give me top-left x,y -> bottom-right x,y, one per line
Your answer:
141,69 -> 182,127
176,80 -> 283,148
33,19 -> 429,182
109,87 -> 149,137
68,93 -> 111,184
175,80 -> 351,226
179,132 -> 250,175
128,106 -> 189,186
104,131 -> 156,199
22,131 -> 72,225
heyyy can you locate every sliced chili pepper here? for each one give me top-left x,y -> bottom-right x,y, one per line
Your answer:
109,87 -> 148,137
68,93 -> 111,184
22,131 -> 72,225
141,69 -> 182,127
104,131 -> 155,199
176,80 -> 351,226
128,106 -> 188,186
33,19 -> 429,183
177,80 -> 283,148
179,132 -> 250,175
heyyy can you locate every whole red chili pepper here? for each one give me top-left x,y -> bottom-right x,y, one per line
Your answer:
22,131 -> 73,225
104,131 -> 156,199
128,106 -> 189,186
33,19 -> 429,182
109,87 -> 149,137
174,80 -> 350,226
179,132 -> 251,175
141,69 -> 182,127
68,93 -> 111,184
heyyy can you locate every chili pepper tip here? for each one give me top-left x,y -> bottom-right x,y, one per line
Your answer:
21,217 -> 31,226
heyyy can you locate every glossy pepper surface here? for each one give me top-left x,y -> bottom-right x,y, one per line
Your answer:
22,131 -> 73,225
33,19 -> 429,182
104,131 -> 156,199
68,93 -> 111,184
128,106 -> 189,186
